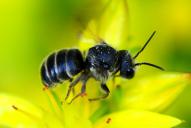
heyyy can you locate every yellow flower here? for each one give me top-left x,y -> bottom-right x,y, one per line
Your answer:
0,0 -> 190,128
0,72 -> 190,128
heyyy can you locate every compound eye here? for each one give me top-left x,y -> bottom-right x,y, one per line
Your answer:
120,68 -> 135,79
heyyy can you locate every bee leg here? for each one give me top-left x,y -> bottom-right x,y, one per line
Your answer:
88,83 -> 110,101
112,76 -> 116,87
68,78 -> 75,95
69,78 -> 73,82
112,75 -> 120,87
65,75 -> 82,100
72,88 -> 75,95
68,78 -> 88,104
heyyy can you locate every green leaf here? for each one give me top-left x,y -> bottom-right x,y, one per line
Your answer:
93,109 -> 182,128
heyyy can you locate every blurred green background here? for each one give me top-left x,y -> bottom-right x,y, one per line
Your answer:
0,0 -> 191,127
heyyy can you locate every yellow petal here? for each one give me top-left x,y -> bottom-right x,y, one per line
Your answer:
44,88 -> 93,128
0,93 -> 44,127
121,73 -> 191,111
97,0 -> 129,48
93,109 -> 182,128
0,93 -> 64,128
78,0 -> 129,49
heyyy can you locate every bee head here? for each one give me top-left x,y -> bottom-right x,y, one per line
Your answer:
118,31 -> 164,79
117,50 -> 135,79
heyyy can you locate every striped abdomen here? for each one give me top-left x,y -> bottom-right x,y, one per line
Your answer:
40,49 -> 84,87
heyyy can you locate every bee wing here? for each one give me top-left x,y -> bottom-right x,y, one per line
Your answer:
78,0 -> 129,50
78,20 -> 103,51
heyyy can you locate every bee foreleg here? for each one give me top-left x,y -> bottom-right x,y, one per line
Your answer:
88,83 -> 110,101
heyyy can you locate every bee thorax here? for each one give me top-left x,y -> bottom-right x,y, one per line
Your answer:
90,67 -> 110,83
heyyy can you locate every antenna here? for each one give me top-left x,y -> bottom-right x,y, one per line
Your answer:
133,31 -> 156,59
134,62 -> 164,71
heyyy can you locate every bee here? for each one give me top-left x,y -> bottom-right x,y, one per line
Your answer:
40,31 -> 164,103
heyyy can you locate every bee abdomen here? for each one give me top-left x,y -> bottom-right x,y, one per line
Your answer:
40,49 -> 84,87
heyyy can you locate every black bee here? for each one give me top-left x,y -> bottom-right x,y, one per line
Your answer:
40,31 -> 164,103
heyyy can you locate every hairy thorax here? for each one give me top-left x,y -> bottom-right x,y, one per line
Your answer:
86,43 -> 118,83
